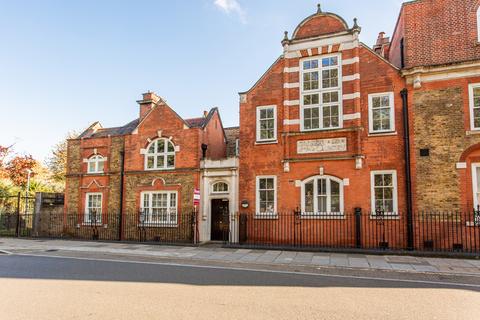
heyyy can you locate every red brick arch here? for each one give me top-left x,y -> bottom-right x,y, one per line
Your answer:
459,143 -> 480,162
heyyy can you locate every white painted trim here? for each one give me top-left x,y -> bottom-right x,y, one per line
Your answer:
255,176 -> 277,215
283,119 -> 300,125
342,73 -> 360,82
327,44 -> 333,53
299,53 -> 343,132
286,34 -> 356,53
284,66 -> 300,73
284,51 -> 301,59
307,48 -> 312,56
370,170 -> 398,214
144,138 -> 176,171
342,57 -> 360,65
469,83 -> 480,131
256,105 -> 277,142
368,92 -> 396,134
300,175 -> 344,215
284,100 -> 300,106
472,163 -> 480,213
343,92 -> 361,100
456,162 -> 467,169
283,82 -> 300,89
86,155 -> 105,174
84,192 -> 103,224
343,113 -> 361,120
140,191 -> 178,226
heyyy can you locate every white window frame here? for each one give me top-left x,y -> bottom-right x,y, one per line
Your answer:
255,176 -> 277,216
144,138 -> 176,171
368,92 -> 395,133
84,192 -> 103,224
477,7 -> 480,42
370,170 -> 398,215
300,53 -> 343,132
469,83 -> 480,131
472,163 -> 480,210
140,191 -> 178,226
212,181 -> 229,194
256,105 -> 277,142
300,175 -> 344,216
87,155 -> 105,174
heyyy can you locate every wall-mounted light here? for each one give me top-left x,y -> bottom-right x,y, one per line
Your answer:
241,200 -> 249,208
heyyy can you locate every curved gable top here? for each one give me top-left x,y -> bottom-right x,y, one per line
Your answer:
292,12 -> 349,40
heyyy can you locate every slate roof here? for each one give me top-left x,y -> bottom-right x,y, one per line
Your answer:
224,126 -> 240,157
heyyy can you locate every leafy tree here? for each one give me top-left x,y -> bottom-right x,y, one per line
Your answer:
0,145 -> 12,178
46,132 -> 78,184
5,155 -> 37,187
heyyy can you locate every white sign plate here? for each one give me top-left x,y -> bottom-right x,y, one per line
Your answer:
297,138 -> 347,154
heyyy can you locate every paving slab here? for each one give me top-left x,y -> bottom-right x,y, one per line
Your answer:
311,255 -> 330,266
348,257 -> 370,268
330,254 -> 348,267
390,263 -> 415,271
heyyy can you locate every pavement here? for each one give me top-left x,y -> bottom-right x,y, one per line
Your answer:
1,237 -> 480,276
1,238 -> 480,319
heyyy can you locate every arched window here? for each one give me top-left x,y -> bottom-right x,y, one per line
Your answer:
145,138 -> 175,170
212,182 -> 229,194
87,155 -> 105,173
301,175 -> 344,215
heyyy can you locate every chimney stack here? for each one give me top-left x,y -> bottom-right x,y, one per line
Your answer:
373,32 -> 390,59
137,91 -> 161,121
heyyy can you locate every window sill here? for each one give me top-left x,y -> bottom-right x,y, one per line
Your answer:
466,130 -> 480,136
144,167 -> 176,171
368,131 -> 397,137
86,172 -> 105,175
369,214 -> 400,220
300,127 -> 343,133
255,140 -> 278,145
138,223 -> 178,228
300,214 -> 345,220
466,221 -> 480,227
254,214 -> 278,220
78,223 -> 106,228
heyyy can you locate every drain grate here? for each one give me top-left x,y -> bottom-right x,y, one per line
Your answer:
45,249 -> 59,252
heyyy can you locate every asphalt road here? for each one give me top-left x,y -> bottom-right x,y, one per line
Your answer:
0,254 -> 479,320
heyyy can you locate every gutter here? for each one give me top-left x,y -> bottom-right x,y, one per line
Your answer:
401,88 -> 414,250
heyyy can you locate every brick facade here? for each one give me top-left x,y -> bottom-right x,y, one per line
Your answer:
65,92 -> 228,241
238,10 -> 407,217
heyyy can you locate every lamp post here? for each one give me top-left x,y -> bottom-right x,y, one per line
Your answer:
25,169 -> 32,214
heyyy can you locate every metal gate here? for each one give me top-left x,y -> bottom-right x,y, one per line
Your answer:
0,193 -> 35,237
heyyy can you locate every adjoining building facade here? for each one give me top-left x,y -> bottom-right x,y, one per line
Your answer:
65,92 -> 239,242
389,0 -> 480,216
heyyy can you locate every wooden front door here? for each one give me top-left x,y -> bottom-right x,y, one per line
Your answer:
211,199 -> 229,241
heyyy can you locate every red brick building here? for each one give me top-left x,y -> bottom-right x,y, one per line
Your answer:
65,92 -> 233,242
389,0 -> 480,217
238,6 -> 407,218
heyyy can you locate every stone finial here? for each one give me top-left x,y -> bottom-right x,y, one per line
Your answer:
317,3 -> 322,14
353,18 -> 359,29
281,31 -> 289,46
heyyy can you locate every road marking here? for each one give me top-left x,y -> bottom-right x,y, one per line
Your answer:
0,250 -> 12,255
12,252 -> 480,289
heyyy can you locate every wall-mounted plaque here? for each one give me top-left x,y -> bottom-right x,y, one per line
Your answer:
297,138 -> 347,154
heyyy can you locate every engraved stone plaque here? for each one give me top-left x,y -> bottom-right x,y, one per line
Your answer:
297,138 -> 347,154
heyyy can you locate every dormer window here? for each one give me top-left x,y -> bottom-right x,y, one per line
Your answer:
145,138 -> 175,170
300,54 -> 342,131
87,155 -> 105,174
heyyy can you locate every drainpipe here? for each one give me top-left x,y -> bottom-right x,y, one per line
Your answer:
401,88 -> 414,250
118,149 -> 125,241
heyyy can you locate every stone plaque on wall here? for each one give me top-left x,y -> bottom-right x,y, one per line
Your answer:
297,138 -> 347,154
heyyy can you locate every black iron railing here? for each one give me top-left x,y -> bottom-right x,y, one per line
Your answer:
230,210 -> 480,254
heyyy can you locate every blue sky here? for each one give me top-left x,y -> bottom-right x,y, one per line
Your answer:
0,0 -> 403,161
